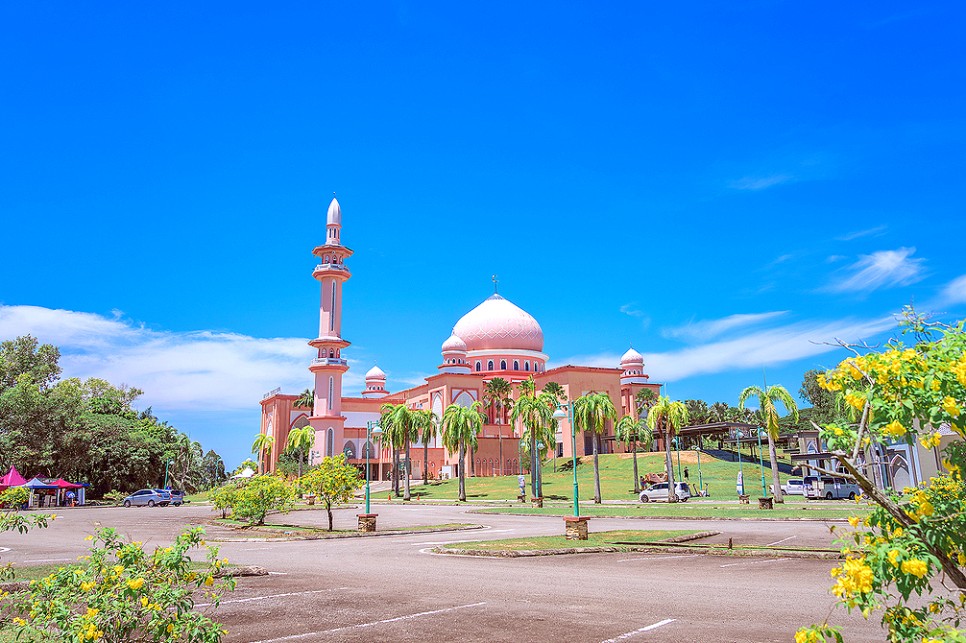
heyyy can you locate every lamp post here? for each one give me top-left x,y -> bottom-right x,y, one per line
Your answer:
696,446 -> 703,491
163,459 -> 174,489
735,429 -> 745,496
359,421 -> 382,532
756,427 -> 767,497
552,400 -> 590,540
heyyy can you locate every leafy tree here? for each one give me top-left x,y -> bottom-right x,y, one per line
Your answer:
635,388 -> 656,416
4,526 -> 234,642
0,335 -> 61,391
299,454 -> 364,531
229,474 -> 295,526
684,399 -> 710,425
738,384 -> 799,504
0,485 -> 29,509
542,381 -> 567,404
483,377 -> 514,425
200,450 -> 227,489
574,392 -> 618,504
441,401 -> 485,502
232,459 -> 258,476
646,396 -> 689,502
796,313 -> 966,642
209,483 -> 238,519
413,408 -> 439,484
799,368 -> 840,426
285,426 -> 314,478
708,401 -> 730,423
380,403 -> 418,500
294,388 -> 314,408
510,378 -> 553,498
616,415 -> 652,494
251,434 -> 275,474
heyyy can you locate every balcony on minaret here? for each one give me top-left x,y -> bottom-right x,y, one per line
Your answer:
311,356 -> 348,367
313,262 -> 350,278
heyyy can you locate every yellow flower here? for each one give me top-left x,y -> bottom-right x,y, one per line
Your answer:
893,527 -> 904,538
919,432 -> 942,449
80,581 -> 95,592
931,379 -> 941,391
887,550 -> 901,567
85,607 -> 99,619
140,596 -> 149,607
204,575 -> 214,587
112,565 -> 124,575
832,557 -> 875,597
126,577 -> 145,590
959,552 -> 966,566
901,558 -> 928,578
848,516 -> 860,527
12,618 -> 26,626
166,624 -> 174,634
845,392 -> 867,411
942,396 -> 962,418
84,535 -> 94,541
883,420 -> 906,438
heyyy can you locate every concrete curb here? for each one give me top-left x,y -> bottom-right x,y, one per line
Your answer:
206,523 -> 485,542
434,542 -> 843,560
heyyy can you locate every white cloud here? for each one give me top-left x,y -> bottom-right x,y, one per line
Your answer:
940,275 -> 966,305
620,303 -> 646,318
557,316 -> 895,382
663,311 -> 788,342
0,305 -> 353,412
826,247 -> 925,293
729,174 -> 793,191
836,225 -> 887,241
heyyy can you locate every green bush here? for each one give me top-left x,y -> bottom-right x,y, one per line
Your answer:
0,486 -> 29,509
103,490 -> 127,506
229,475 -> 295,526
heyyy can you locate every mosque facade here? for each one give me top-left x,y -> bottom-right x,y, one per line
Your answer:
258,198 -> 662,479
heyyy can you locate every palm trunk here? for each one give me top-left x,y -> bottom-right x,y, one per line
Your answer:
665,426 -> 677,502
768,433 -> 783,503
458,440 -> 466,502
423,440 -> 429,484
632,440 -> 640,493
393,449 -> 400,497
470,445 -> 476,477
593,432 -> 602,504
403,437 -> 412,501
530,426 -> 538,498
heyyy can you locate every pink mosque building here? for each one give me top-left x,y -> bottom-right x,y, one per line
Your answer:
258,197 -> 662,479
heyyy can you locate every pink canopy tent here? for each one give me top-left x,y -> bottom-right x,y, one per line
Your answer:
51,479 -> 83,489
0,465 -> 27,490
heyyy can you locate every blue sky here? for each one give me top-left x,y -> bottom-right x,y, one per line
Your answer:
2,2 -> 965,468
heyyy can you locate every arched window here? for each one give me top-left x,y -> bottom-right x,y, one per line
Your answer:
500,360 -> 507,370
326,428 -> 335,456
328,377 -> 334,406
513,360 -> 519,370
487,360 -> 494,370
524,361 -> 530,371
329,282 -> 337,331
476,361 -> 482,372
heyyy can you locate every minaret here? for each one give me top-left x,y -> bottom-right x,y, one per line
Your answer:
308,196 -> 353,458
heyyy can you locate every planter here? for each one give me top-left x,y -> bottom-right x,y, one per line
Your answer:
532,497 -> 544,508
563,516 -> 590,541
357,513 -> 377,533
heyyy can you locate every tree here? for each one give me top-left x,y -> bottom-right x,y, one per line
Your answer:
510,378 -> 553,498
616,415 -> 652,494
441,401 -> 485,502
483,377 -> 513,425
794,312 -> 966,642
209,482 -> 238,519
230,474 -> 296,526
708,401 -> 730,423
738,384 -> 799,504
542,381 -> 567,404
684,399 -> 710,425
200,450 -> 227,490
251,434 -> 275,474
380,403 -> 418,501
285,426 -> 315,478
0,335 -> 61,391
413,408 -> 439,484
573,392 -> 618,504
300,454 -> 363,531
799,369 -> 839,425
294,388 -> 314,408
646,396 -> 689,502
635,388 -> 657,416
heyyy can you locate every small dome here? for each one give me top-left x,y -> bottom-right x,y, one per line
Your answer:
441,334 -> 467,353
452,294 -> 544,352
365,365 -> 386,379
326,197 -> 342,226
620,347 -> 644,365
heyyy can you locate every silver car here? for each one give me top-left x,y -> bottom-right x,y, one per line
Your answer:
122,488 -> 171,507
639,482 -> 691,502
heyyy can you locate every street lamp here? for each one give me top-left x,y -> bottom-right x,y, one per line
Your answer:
672,437 -> 682,481
365,421 -> 383,515
552,403 -> 580,519
163,459 -> 174,489
309,450 -> 320,466
755,427 -> 767,497
735,429 -> 745,496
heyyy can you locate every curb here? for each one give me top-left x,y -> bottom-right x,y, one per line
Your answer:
206,523 -> 485,542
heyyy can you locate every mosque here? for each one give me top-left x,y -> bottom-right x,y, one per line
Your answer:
258,197 -> 662,479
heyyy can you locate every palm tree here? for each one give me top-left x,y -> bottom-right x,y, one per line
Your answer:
510,377 -> 553,498
573,392 -> 618,504
251,433 -> 275,473
413,408 -> 440,484
483,377 -> 513,425
738,384 -> 799,504
646,396 -> 690,502
294,388 -> 314,408
285,426 -> 314,478
381,403 -> 418,501
542,381 -> 567,404
709,401 -> 730,423
616,415 -> 652,494
441,401 -> 485,501
635,388 -> 656,418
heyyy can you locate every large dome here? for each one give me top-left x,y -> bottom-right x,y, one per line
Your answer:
452,294 -> 544,352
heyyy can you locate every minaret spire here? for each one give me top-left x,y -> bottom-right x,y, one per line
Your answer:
492,274 -> 499,294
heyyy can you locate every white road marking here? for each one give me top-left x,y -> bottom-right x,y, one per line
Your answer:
412,540 -> 466,546
765,536 -> 797,546
267,571 -> 288,575
196,587 -> 348,608
616,554 -> 700,562
0,547 -> 11,553
22,558 -> 74,563
249,601 -> 487,642
601,618 -> 677,642
720,557 -> 788,568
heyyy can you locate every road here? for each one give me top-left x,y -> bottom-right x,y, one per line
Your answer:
1,503 -> 882,642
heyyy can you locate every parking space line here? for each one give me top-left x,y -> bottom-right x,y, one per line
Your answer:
249,601 -> 487,642
765,536 -> 797,546
22,558 -> 74,563
601,618 -> 676,642
615,554 -> 699,563
720,558 -> 788,568
196,587 -> 349,608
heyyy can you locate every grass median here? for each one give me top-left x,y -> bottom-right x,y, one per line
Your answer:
476,501 -> 867,520
442,529 -> 699,552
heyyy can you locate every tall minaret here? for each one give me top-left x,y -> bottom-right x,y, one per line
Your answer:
308,196 -> 353,458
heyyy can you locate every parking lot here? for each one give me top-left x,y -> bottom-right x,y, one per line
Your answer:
1,503 -> 883,642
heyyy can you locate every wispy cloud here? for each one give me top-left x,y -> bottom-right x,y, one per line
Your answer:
729,174 -> 793,191
0,305 -> 352,412
940,275 -> 966,305
620,303 -> 646,318
663,311 -> 788,342
826,247 -> 925,293
557,316 -> 895,382
836,225 -> 887,242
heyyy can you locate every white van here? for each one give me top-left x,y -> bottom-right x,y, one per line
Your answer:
804,476 -> 860,500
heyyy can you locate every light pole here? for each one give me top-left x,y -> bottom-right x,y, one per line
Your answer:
163,459 -> 174,489
735,429 -> 745,496
365,421 -> 383,515
756,427 -> 767,497
552,402 -> 580,518
696,446 -> 703,492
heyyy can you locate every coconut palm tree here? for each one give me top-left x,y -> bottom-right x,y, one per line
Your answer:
510,378 -> 553,498
483,377 -> 513,425
573,392 -> 618,504
646,396 -> 690,502
285,426 -> 314,478
294,388 -> 314,408
441,401 -> 485,502
635,388 -> 657,417
381,403 -> 418,501
251,433 -> 275,473
709,401 -> 730,423
413,408 -> 440,484
738,384 -> 799,504
616,415 -> 652,494
542,381 -> 567,404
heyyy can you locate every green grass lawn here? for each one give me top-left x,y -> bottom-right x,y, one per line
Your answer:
477,501 -> 867,520
443,529 -> 697,552
213,518 -> 475,536
403,451 -> 799,503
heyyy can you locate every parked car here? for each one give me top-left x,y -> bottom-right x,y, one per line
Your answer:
804,476 -> 861,500
168,489 -> 185,506
640,482 -> 691,503
122,489 -> 171,507
770,479 -> 805,497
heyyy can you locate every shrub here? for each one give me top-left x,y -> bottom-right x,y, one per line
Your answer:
0,486 -> 29,510
229,474 -> 295,526
103,490 -> 127,506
